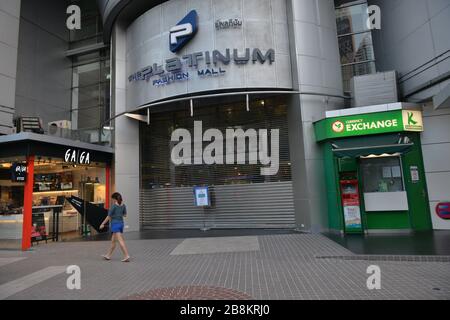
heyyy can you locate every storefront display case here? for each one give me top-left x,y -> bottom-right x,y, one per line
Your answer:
0,158 -> 26,245
31,158 -> 107,239
0,133 -> 113,250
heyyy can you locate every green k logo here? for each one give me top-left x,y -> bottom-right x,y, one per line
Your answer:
408,112 -> 418,125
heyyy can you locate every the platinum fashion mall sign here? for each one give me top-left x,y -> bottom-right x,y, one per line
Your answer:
128,48 -> 276,87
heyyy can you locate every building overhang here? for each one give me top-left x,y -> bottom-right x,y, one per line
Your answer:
323,102 -> 421,119
0,132 -> 114,164
65,43 -> 109,57
433,83 -> 450,109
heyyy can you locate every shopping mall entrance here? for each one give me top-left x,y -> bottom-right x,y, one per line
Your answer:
139,94 -> 296,230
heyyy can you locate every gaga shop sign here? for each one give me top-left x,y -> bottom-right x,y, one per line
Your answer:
64,148 -> 91,165
315,110 -> 424,142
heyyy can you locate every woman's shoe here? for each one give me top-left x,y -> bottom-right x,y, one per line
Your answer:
102,255 -> 111,261
121,256 -> 130,262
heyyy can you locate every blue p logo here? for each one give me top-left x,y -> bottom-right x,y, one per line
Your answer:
169,10 -> 198,53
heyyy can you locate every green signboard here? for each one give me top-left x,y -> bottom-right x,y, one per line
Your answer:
314,110 -> 424,142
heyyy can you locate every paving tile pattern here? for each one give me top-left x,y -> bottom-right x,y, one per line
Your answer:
316,255 -> 450,262
0,234 -> 449,300
170,236 -> 260,255
122,286 -> 253,300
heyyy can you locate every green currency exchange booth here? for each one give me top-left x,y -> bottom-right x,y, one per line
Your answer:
314,107 -> 432,234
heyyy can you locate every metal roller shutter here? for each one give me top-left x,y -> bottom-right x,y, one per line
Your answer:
139,95 -> 295,229
140,181 -> 295,229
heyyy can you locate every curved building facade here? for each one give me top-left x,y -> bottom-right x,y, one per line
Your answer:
0,0 -> 447,251
125,0 -> 293,108
103,0 -> 345,232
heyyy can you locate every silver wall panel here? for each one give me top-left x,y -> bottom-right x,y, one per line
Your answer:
140,181 -> 295,229
125,0 -> 292,111
112,23 -> 141,232
286,0 -> 343,233
0,1 -> 20,134
370,0 -> 450,101
14,0 -> 72,128
421,103 -> 450,230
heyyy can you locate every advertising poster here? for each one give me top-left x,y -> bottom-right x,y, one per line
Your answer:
410,166 -> 420,183
31,213 -> 47,242
340,180 -> 363,232
343,206 -> 362,229
194,187 -> 210,207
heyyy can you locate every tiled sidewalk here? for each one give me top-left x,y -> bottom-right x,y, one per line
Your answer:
0,234 -> 449,300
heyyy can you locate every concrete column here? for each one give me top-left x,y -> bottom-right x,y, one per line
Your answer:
421,102 -> 450,230
111,22 -> 140,232
0,0 -> 21,134
287,0 -> 344,233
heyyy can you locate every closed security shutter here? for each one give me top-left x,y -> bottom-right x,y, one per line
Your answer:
140,95 -> 295,229
141,181 -> 295,229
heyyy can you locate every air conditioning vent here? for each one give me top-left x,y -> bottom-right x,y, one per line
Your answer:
14,117 -> 44,134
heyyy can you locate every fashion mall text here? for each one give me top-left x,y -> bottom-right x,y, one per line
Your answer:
128,48 -> 275,83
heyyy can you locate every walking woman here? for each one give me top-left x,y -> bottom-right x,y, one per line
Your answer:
100,192 -> 131,262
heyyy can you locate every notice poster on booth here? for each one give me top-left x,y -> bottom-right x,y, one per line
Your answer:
343,206 -> 362,230
340,179 -> 363,232
410,166 -> 420,183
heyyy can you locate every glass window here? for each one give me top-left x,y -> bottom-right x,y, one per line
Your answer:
71,52 -> 110,131
73,52 -> 100,65
335,1 -> 376,93
70,14 -> 99,42
338,32 -> 375,65
74,62 -> 101,87
68,0 -> 103,49
336,2 -> 371,35
68,0 -> 111,144
341,61 -> 376,92
361,156 -> 404,193
0,172 -> 24,215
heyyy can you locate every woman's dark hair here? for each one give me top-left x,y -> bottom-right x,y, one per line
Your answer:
111,192 -> 123,205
